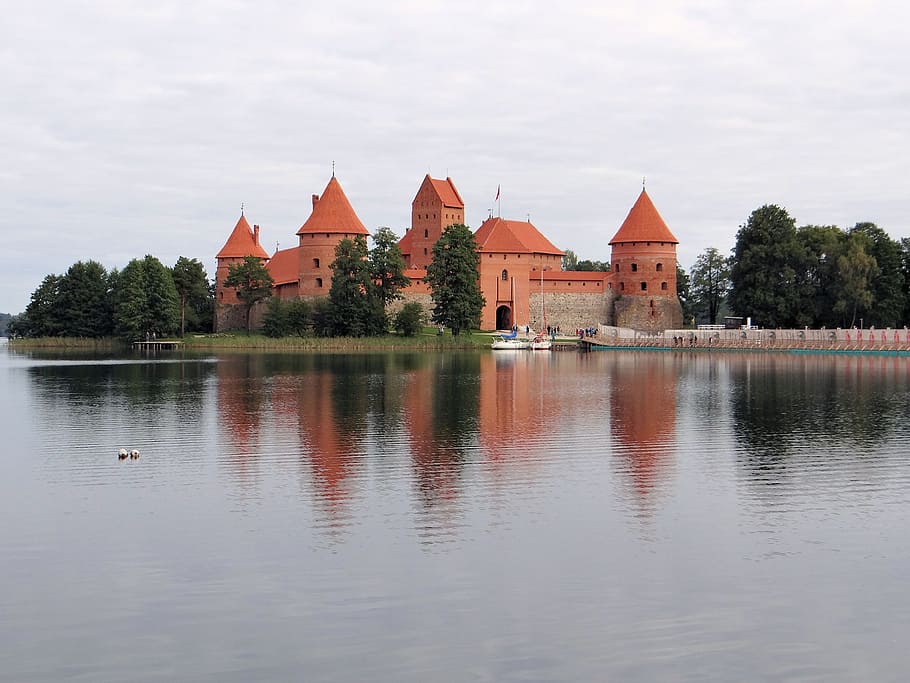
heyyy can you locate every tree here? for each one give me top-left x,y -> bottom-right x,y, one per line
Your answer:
369,226 -> 410,306
689,247 -> 731,325
561,249 -> 578,271
328,235 -> 387,336
171,257 -> 211,336
676,264 -> 694,326
728,205 -> 803,328
796,224 -> 847,328
223,256 -> 274,333
849,222 -> 904,328
425,223 -> 485,336
18,274 -> 64,337
56,260 -> 112,337
261,297 -> 311,338
394,302 -> 424,336
901,237 -> 910,324
112,255 -> 180,340
834,235 -> 875,328
576,259 -> 610,271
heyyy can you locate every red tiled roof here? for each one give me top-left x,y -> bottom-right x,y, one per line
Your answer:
297,176 -> 369,236
430,176 -> 463,208
474,217 -> 563,256
216,214 -> 271,259
609,190 -> 678,245
397,227 -> 415,253
267,246 -> 299,286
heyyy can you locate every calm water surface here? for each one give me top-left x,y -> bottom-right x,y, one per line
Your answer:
2,340 -> 910,681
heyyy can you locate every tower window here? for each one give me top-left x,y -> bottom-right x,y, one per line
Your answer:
661,281 -> 668,290
501,269 -> 508,281
641,281 -> 647,291
620,282 -> 625,291
316,277 -> 323,288
313,258 -> 320,268
615,264 -> 620,272
656,263 -> 663,272
631,263 -> 638,272
424,229 -> 428,238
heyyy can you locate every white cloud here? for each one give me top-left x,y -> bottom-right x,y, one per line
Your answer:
2,0 -> 909,312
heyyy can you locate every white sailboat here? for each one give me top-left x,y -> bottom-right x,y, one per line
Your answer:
530,268 -> 552,350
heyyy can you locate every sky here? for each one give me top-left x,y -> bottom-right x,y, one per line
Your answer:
3,0 -> 909,314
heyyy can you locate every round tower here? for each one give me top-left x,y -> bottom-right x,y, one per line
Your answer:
296,175 -> 369,298
214,213 -> 270,331
608,189 -> 682,330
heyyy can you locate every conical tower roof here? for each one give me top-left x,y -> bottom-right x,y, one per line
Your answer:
297,176 -> 369,236
216,214 -> 270,259
609,190 -> 678,245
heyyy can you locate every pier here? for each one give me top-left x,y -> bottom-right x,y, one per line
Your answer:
132,340 -> 184,351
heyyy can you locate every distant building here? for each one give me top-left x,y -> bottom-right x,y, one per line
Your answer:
214,174 -> 682,333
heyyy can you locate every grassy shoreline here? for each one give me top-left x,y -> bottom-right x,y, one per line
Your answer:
8,329 -> 496,352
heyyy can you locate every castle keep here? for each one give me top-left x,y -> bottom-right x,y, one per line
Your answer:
215,174 -> 682,332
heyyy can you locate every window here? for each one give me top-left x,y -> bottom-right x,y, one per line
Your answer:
424,229 -> 428,238
620,282 -> 625,291
656,263 -> 663,272
631,263 -> 638,272
423,248 -> 428,255
615,263 -> 620,272
640,281 -> 647,291
313,258 -> 320,268
501,269 -> 508,281
661,281 -> 668,291
316,277 -> 323,288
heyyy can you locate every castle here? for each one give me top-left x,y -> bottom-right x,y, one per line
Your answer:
215,174 -> 682,333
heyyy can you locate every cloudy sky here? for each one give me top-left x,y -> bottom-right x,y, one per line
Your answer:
3,0 -> 909,314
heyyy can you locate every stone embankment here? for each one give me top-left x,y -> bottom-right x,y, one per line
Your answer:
588,325 -> 910,353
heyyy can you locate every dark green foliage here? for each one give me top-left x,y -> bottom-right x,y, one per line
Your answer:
328,236 -> 388,336
689,247 -> 731,325
849,223 -> 904,328
224,256 -> 274,333
833,234 -> 875,328
728,205 -> 803,328
0,313 -> 11,336
394,302 -> 424,336
560,249 -> 609,272
262,297 -> 312,338
112,255 -> 180,340
574,259 -> 611,272
676,264 -> 694,326
18,274 -> 64,337
172,257 -> 212,335
901,238 -> 910,324
310,298 -> 334,337
425,223 -> 485,336
55,261 -> 113,337
370,226 -> 410,305
795,225 -> 846,328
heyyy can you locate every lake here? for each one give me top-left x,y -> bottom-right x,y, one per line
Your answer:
2,341 -> 910,681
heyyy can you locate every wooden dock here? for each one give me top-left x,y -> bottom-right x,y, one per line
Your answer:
132,340 -> 184,351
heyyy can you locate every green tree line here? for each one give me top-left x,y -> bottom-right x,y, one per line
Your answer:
10,256 -> 212,340
683,205 -> 909,329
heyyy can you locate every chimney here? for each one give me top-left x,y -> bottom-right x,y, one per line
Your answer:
312,194 -> 320,209
253,224 -> 260,246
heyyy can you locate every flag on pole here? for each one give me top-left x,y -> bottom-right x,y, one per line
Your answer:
494,185 -> 500,202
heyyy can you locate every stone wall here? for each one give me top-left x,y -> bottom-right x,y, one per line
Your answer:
388,292 -> 435,324
613,294 -> 682,332
528,289 -> 617,331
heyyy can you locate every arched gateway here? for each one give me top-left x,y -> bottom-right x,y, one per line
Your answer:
496,305 -> 512,330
